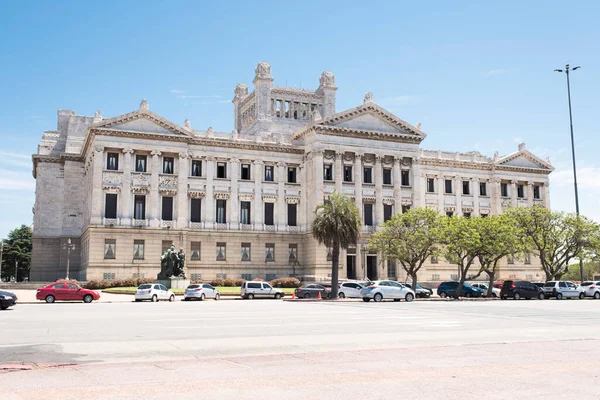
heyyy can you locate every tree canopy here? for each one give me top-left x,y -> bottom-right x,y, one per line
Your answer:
1,224 -> 33,282
440,215 -> 480,296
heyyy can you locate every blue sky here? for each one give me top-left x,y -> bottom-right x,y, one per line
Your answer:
1,0 -> 599,238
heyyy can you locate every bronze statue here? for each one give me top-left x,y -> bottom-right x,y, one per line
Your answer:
158,245 -> 186,279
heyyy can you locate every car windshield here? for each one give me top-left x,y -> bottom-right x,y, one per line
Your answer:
138,284 -> 152,289
581,282 -> 592,286
544,282 -> 556,287
187,285 -> 200,289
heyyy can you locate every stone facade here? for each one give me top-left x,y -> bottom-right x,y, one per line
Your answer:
30,62 -> 553,283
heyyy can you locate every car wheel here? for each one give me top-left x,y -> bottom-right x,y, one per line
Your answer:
594,292 -> 600,300
338,292 -> 346,299
200,293 -> 206,301
538,293 -> 545,300
45,295 -> 55,303
556,293 -> 563,300
274,293 -> 282,300
0,305 -> 7,310
439,291 -> 447,298
373,293 -> 383,302
303,293 -> 311,299
579,292 -> 585,300
514,293 -> 520,300
151,295 -> 158,302
135,299 -> 142,302
169,295 -> 175,302
362,297 -> 370,302
83,294 -> 93,303
465,292 -> 473,298
501,296 -> 506,300
405,293 -> 414,302
394,299 -> 401,302
215,293 -> 220,301
491,293 -> 497,298
247,293 -> 255,300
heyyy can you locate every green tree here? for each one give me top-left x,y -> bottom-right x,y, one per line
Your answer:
368,207 -> 442,291
312,193 -> 361,298
440,216 -> 481,297
1,225 -> 33,282
473,214 -> 523,296
507,206 -> 600,281
561,261 -> 600,281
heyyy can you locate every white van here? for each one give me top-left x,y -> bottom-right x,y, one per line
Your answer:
240,281 -> 285,299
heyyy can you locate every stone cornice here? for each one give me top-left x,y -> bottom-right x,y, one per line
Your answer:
92,108 -> 192,137
294,125 -> 423,144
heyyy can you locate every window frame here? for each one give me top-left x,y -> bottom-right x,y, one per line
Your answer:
133,240 -> 145,260
106,152 -> 119,171
104,239 -> 116,259
240,163 -> 251,180
363,167 -> 373,184
382,168 -> 392,185
191,160 -> 202,177
162,157 -> 174,174
216,162 -> 227,179
135,155 -> 147,173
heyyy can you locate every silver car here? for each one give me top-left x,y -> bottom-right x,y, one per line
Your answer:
135,284 -> 175,302
338,282 -> 366,298
360,280 -> 415,302
240,281 -> 285,299
184,284 -> 220,301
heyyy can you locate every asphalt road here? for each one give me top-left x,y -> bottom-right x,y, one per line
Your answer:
2,299 -> 600,399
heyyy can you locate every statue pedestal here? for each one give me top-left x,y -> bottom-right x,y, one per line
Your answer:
157,277 -> 190,290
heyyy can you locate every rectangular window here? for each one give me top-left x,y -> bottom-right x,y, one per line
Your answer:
133,240 -> 144,260
191,160 -> 202,177
402,205 -> 410,213
524,253 -> 531,265
162,196 -> 173,221
191,242 -> 201,260
103,273 -> 115,280
162,240 -> 173,254
401,170 -> 410,186
343,165 -> 353,182
134,195 -> 146,220
480,182 -> 487,196
104,239 -> 116,259
323,164 -> 333,181
135,155 -> 147,172
264,165 -> 274,182
241,243 -> 251,261
289,244 -> 298,262
424,178 -> 434,193
364,203 -> 373,226
384,204 -> 393,222
264,203 -> 274,226
432,274 -> 440,281
445,179 -> 453,194
288,167 -> 297,183
163,157 -> 174,174
431,255 -> 438,264
216,273 -> 227,279
383,168 -> 392,185
363,167 -> 373,184
216,242 -> 226,261
191,273 -> 202,281
216,200 -> 227,223
507,256 -> 514,265
107,152 -> 119,170
462,181 -> 470,195
240,201 -> 251,224
190,198 -> 201,223
287,203 -> 297,226
105,193 -> 117,219
464,212 -> 471,218
533,185 -> 541,199
265,243 -> 275,262
217,162 -> 227,178
517,184 -> 525,198
266,273 -> 276,281
241,163 -> 251,180
501,183 -> 508,197
446,211 -> 454,217
241,273 -> 252,281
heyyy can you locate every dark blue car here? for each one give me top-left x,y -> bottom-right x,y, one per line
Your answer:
437,281 -> 485,298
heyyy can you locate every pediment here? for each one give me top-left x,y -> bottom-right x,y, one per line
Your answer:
93,110 -> 191,137
496,150 -> 553,171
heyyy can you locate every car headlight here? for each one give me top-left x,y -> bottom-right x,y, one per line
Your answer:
0,295 -> 11,300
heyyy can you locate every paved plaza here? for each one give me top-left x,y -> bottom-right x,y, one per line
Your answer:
1,299 -> 600,399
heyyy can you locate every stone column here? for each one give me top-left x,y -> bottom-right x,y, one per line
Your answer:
253,160 -> 263,229
527,181 -> 534,207
205,156 -> 215,229
510,180 -> 517,207
412,156 -> 423,209
90,145 -> 104,225
374,155 -> 383,224
177,152 -> 189,229
455,175 -> 462,216
299,163 -> 307,230
149,150 -> 161,227
277,161 -> 287,229
230,158 -> 239,229
473,178 -> 480,216
494,178 -> 502,215
121,148 -> 133,226
438,175 -> 445,215
543,182 -> 550,209
335,151 -> 343,194
314,150 -> 324,202
393,156 -> 402,213
354,153 -> 363,222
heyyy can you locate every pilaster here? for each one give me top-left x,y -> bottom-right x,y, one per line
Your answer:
393,156 -> 402,213
277,161 -> 287,229
335,151 -> 343,194
527,181 -> 534,207
438,175 -> 445,215
510,180 -> 517,207
455,175 -> 462,216
149,150 -> 161,227
205,156 -> 215,229
177,152 -> 189,229
230,158 -> 240,230
121,148 -> 133,225
375,155 -> 383,224
473,178 -> 480,216
412,157 -> 423,209
90,145 -> 104,225
354,153 -> 363,221
253,160 -> 264,229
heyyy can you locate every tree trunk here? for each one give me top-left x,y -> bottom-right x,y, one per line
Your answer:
456,264 -> 465,297
330,246 -> 340,298
486,270 -> 495,297
410,272 -> 418,297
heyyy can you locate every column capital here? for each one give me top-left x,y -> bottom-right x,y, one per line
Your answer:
510,179 -> 518,185
151,150 -> 162,157
375,155 -> 383,163
277,161 -> 287,168
253,159 -> 264,166
230,157 -> 240,164
205,155 -> 215,162
94,145 -> 104,153
122,148 -> 134,154
354,153 -> 363,160
527,181 -> 534,186
179,152 -> 189,159
335,151 -> 345,159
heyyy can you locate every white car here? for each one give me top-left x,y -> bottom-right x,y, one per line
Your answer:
337,282 -> 366,298
240,281 -> 285,299
184,284 -> 220,301
581,281 -> 600,299
135,283 -> 175,302
470,282 -> 501,298
360,280 -> 415,302
543,281 -> 584,300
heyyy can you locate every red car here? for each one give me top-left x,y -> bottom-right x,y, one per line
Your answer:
36,282 -> 101,303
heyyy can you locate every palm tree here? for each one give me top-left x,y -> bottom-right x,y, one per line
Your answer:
311,193 -> 361,298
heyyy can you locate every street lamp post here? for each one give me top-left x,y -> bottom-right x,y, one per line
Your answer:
0,240 -> 3,282
554,64 -> 583,282
63,238 -> 76,280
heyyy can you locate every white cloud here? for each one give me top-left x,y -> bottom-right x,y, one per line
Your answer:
0,169 -> 35,191
170,89 -> 183,94
484,69 -> 508,78
177,95 -> 222,99
0,152 -> 31,169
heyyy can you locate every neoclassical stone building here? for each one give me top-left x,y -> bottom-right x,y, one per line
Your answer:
31,62 -> 553,282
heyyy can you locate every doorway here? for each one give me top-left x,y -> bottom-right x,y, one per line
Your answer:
346,255 -> 356,279
367,255 -> 378,280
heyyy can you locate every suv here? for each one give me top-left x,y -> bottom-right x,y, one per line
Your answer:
437,282 -> 484,298
543,281 -> 584,300
500,280 -> 545,300
240,281 -> 285,299
337,282 -> 365,298
580,281 -> 600,299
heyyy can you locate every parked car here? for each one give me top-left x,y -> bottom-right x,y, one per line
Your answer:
436,282 -> 484,298
184,284 -> 220,301
36,282 -> 101,303
337,282 -> 365,298
360,280 -> 415,302
500,280 -> 545,300
543,281 -> 584,300
241,281 -> 285,299
0,289 -> 17,310
532,282 -> 545,289
469,282 -> 501,298
134,283 -> 175,302
294,284 -> 331,299
580,281 -> 600,299
403,283 -> 433,298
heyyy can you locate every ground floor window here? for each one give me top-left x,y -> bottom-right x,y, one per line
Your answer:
104,239 -> 116,259
241,243 -> 251,261
133,240 -> 144,260
265,243 -> 275,262
216,243 -> 226,261
191,242 -> 201,260
241,273 -> 252,280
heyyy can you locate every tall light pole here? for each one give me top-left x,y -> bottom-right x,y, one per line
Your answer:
0,240 -> 3,282
63,238 -> 76,280
554,64 -> 584,282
